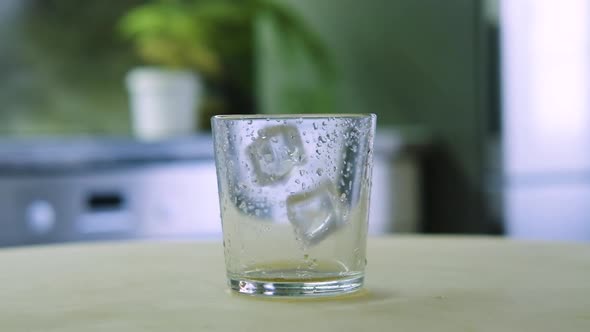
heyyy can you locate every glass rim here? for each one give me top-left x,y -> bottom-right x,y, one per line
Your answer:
212,113 -> 376,121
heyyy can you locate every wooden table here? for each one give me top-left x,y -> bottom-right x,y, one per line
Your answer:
1,237 -> 589,331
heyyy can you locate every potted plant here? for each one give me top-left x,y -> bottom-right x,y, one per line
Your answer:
119,0 -> 332,139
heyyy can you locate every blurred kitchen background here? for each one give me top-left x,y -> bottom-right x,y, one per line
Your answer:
1,0 -> 589,246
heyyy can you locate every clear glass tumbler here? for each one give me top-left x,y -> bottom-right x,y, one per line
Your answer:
212,114 -> 376,297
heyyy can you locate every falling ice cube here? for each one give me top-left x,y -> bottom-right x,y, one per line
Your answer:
248,125 -> 306,185
286,181 -> 345,247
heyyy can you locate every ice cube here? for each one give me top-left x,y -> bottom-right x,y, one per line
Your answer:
247,125 -> 305,185
286,181 -> 345,247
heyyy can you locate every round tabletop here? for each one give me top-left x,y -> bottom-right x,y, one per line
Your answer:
1,236 -> 589,331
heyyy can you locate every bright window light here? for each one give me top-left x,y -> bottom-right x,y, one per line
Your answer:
502,0 -> 590,174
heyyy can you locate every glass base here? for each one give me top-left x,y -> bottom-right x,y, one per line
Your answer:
228,275 -> 364,297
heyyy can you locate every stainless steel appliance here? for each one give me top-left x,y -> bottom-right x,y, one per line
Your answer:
0,137 -> 220,246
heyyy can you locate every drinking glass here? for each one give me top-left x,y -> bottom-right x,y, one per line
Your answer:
212,114 -> 376,297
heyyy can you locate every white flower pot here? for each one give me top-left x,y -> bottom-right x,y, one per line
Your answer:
126,67 -> 202,141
